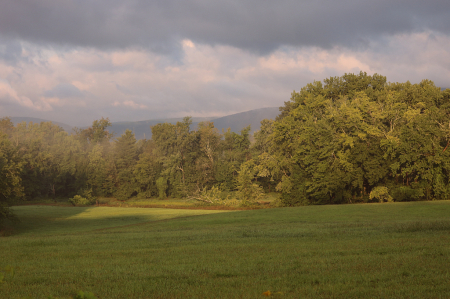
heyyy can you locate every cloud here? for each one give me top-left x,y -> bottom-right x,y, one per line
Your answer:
0,79 -> 51,111
113,100 -> 148,109
0,29 -> 449,127
43,83 -> 85,99
0,38 -> 25,65
0,0 -> 449,54
115,83 -> 133,95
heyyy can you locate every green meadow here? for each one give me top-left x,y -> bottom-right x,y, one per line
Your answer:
1,202 -> 450,298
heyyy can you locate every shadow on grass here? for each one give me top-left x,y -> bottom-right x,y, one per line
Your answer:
8,205 -> 209,237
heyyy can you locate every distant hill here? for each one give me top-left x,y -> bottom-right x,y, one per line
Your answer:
205,107 -> 280,136
4,107 -> 282,140
108,117 -> 213,140
8,117 -> 74,133
108,107 -> 280,139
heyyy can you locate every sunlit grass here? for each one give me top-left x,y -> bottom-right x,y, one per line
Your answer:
1,201 -> 450,298
98,196 -> 200,208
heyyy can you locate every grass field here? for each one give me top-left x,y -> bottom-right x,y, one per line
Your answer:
1,201 -> 450,298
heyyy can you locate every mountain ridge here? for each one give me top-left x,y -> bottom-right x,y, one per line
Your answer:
108,107 -> 280,139
3,107 -> 281,139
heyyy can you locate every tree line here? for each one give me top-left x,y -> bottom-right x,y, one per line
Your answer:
1,72 -> 450,225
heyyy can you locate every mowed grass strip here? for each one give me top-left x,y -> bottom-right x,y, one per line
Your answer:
1,201 -> 450,298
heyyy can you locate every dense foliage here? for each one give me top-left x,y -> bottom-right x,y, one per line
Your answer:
269,72 -> 450,205
1,72 -> 450,225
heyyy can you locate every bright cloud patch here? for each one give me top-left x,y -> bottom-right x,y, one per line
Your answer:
0,79 -> 51,111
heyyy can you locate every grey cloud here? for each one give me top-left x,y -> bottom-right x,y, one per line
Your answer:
43,83 -> 84,99
0,38 -> 27,65
212,80 -> 253,98
115,83 -> 133,95
0,0 -> 449,54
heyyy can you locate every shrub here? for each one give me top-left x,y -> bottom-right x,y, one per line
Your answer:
188,186 -> 241,207
370,186 -> 393,203
236,160 -> 264,205
69,195 -> 95,206
391,185 -> 424,201
69,189 -> 97,206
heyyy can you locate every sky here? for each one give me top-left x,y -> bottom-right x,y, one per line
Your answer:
0,0 -> 449,127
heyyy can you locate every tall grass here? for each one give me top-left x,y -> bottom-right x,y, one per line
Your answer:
1,201 -> 450,298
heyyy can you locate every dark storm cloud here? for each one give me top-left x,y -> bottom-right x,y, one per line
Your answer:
0,0 -> 449,53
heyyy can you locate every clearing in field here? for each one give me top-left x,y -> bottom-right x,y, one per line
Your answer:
1,201 -> 450,298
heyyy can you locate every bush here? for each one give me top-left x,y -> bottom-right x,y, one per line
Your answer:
69,189 -> 97,206
188,187 -> 241,207
69,195 -> 95,206
391,185 -> 424,202
370,186 -> 393,203
236,160 -> 264,205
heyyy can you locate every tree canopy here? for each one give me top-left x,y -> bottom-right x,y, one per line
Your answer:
268,72 -> 450,205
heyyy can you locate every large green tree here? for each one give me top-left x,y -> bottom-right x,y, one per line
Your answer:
192,121 -> 221,190
134,140 -> 161,198
152,117 -> 196,197
113,129 -> 138,200
272,72 -> 450,205
74,117 -> 113,148
215,126 -> 251,191
12,121 -> 82,199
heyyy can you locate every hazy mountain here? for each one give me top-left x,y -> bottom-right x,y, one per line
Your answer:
4,107 -> 281,139
205,107 -> 280,135
9,117 -> 74,133
108,117 -> 213,140
109,107 -> 280,139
